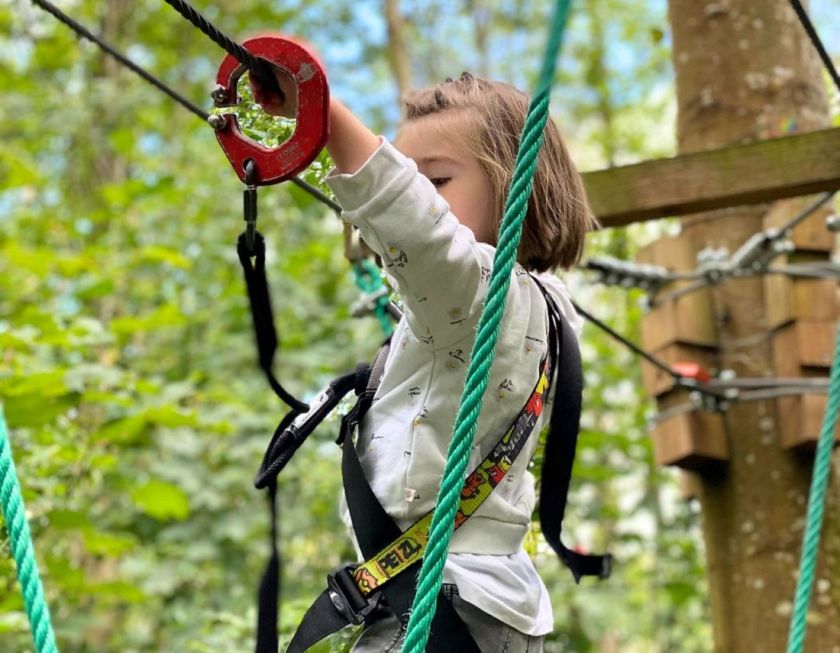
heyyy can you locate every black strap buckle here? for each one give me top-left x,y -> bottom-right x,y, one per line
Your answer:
326,565 -> 380,625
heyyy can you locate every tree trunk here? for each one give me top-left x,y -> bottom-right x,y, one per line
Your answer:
667,2 -> 839,652
465,0 -> 491,78
384,0 -> 412,102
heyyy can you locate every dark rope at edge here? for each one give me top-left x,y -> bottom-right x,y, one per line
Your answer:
788,0 -> 840,95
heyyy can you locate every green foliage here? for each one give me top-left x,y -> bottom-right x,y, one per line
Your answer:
1,1 -> 712,651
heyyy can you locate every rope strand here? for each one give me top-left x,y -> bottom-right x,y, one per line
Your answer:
160,0 -> 283,96
0,409 -> 59,653
400,2 -> 573,651
31,0 -> 209,120
786,323 -> 840,652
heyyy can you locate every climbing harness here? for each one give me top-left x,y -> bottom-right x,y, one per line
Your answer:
253,281 -> 609,653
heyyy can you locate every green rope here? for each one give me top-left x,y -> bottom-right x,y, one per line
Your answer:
786,322 -> 840,653
0,407 -> 60,653
400,2 -> 572,651
352,259 -> 394,337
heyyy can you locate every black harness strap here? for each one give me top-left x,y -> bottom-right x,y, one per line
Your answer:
237,232 -> 309,414
339,346 -> 480,652
253,371 -> 361,653
534,280 -> 612,582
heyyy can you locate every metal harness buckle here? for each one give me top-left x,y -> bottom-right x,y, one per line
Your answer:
327,565 -> 380,625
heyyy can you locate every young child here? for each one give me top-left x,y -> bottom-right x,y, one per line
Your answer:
255,68 -> 595,653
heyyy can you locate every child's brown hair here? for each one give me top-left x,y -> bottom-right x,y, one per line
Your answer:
402,73 -> 597,272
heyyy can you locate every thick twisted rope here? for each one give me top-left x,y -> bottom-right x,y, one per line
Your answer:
786,322 -> 840,653
0,409 -> 59,653
400,1 -> 572,651
160,0 -> 281,94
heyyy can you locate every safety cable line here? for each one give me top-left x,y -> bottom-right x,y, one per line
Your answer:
588,192 -> 836,303
401,1 -> 574,650
31,0 -> 209,120
289,177 -> 341,214
30,0 -> 338,215
777,191 -> 835,237
569,300 -> 728,400
0,409 -> 59,653
788,0 -> 840,95
648,192 -> 836,306
787,323 -> 840,653
160,0 -> 282,96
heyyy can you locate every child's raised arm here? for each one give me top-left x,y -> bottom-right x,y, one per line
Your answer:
254,64 -> 511,351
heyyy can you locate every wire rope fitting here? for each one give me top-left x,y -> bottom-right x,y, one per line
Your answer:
207,113 -> 227,130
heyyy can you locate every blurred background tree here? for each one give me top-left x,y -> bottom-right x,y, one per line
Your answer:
1,1 -> 837,651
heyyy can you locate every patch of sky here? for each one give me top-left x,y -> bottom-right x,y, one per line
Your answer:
125,44 -> 156,69
3,38 -> 33,70
811,0 -> 840,54
74,217 -> 93,235
139,133 -> 165,156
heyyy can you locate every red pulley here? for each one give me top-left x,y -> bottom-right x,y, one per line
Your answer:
212,35 -> 329,185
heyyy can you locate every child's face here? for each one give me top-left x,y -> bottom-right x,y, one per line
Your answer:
395,114 -> 495,244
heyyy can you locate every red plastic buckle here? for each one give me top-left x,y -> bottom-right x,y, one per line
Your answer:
672,362 -> 712,384
213,35 -> 329,186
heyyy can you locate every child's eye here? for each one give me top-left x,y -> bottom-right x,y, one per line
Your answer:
429,177 -> 451,188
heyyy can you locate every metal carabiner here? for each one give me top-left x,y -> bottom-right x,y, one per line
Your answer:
211,35 -> 330,186
243,159 -> 258,253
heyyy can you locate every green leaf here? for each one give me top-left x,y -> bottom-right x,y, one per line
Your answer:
93,414 -> 150,445
131,479 -> 191,521
1,393 -> 77,427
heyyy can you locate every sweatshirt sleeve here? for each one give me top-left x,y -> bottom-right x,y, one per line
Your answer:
326,138 -> 496,350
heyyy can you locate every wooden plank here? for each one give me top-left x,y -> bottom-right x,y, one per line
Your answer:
772,320 -> 838,375
650,410 -> 728,470
766,274 -> 839,329
582,127 -> 840,227
636,235 -> 718,350
778,394 -> 840,452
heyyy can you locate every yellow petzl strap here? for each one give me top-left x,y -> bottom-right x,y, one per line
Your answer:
352,357 -> 552,595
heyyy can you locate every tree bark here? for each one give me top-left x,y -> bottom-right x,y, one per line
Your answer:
384,0 -> 412,102
667,2 -> 839,652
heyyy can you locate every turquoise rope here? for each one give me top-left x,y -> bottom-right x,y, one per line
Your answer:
352,259 -> 394,337
400,1 -> 572,651
0,407 -> 60,653
786,322 -> 840,653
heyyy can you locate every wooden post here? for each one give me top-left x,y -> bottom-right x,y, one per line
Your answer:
664,2 -> 840,651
